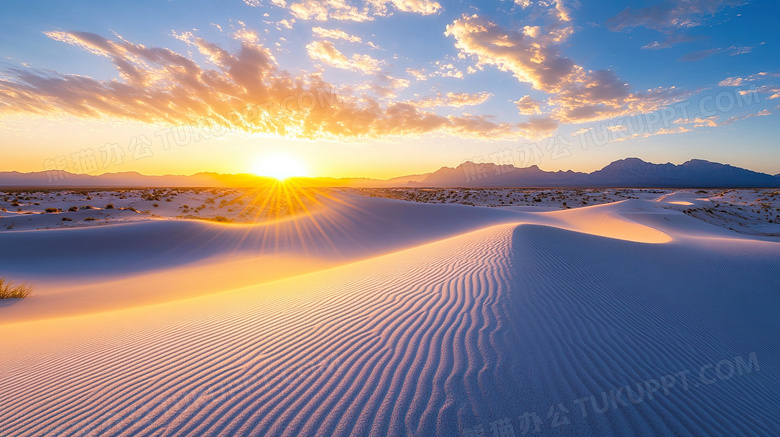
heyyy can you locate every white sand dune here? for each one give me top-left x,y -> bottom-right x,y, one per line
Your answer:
1,195 -> 779,436
0,196 -> 529,322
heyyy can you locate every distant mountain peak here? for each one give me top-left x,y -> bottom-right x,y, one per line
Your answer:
682,158 -> 719,166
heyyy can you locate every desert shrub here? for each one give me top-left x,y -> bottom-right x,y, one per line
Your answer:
0,277 -> 32,299
62,217 -> 73,221
152,203 -> 159,208
44,207 -> 59,213
81,205 -> 93,210
84,217 -> 97,221
68,206 -> 78,212
105,204 -> 114,209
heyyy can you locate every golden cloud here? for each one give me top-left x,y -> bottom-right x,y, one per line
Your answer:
416,91 -> 492,108
515,95 -> 542,114
446,14 -> 689,124
312,27 -> 362,43
0,30 -> 519,141
306,40 -> 383,73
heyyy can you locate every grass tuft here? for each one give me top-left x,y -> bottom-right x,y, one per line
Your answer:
0,277 -> 32,299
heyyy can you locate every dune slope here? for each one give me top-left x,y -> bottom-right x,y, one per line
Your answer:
1,198 -> 780,436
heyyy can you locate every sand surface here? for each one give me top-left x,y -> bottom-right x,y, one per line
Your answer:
1,189 -> 779,436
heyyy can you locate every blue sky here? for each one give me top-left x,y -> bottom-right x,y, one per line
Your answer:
1,0 -> 778,178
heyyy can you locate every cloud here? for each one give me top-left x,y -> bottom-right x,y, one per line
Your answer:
608,125 -> 692,143
641,33 -> 699,50
680,115 -> 720,127
572,119 -> 693,141
445,15 -> 577,92
679,48 -> 720,61
306,40 -> 382,73
728,45 -> 755,56
513,0 -> 571,22
749,86 -> 780,99
718,71 -> 780,87
389,0 -> 441,15
607,0 -> 745,49
606,0 -> 744,32
416,91 -> 492,107
0,30 -> 521,141
679,45 -> 756,61
406,68 -> 428,81
312,27 -> 362,43
517,116 -> 559,135
673,115 -> 739,128
277,19 -> 295,30
515,95 -> 542,114
552,0 -> 572,22
673,108 -> 773,129
244,0 -> 287,7
363,72 -> 411,98
247,0 -> 441,22
445,14 -> 688,124
743,108 -> 771,119
405,61 -> 464,81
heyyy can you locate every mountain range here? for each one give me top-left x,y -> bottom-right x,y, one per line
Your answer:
1,158 -> 778,188
413,158 -> 780,188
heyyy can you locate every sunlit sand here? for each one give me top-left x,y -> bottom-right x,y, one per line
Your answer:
1,187 -> 779,436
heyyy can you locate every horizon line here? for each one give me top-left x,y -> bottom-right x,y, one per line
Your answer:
3,156 -> 779,181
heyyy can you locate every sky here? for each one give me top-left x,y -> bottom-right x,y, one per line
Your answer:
0,0 -> 778,179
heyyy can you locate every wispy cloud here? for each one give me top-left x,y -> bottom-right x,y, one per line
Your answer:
517,116 -> 559,135
312,27 -> 362,43
679,45 -> 756,61
607,0 -> 745,49
406,60 -> 464,81
719,72 -> 766,86
673,108 -> 774,128
641,33 -> 700,50
245,0 -> 441,22
740,85 -> 780,100
306,40 -> 383,73
415,91 -> 491,108
606,0 -> 744,32
679,48 -> 721,62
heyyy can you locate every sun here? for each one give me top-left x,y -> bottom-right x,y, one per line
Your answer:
251,154 -> 309,181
